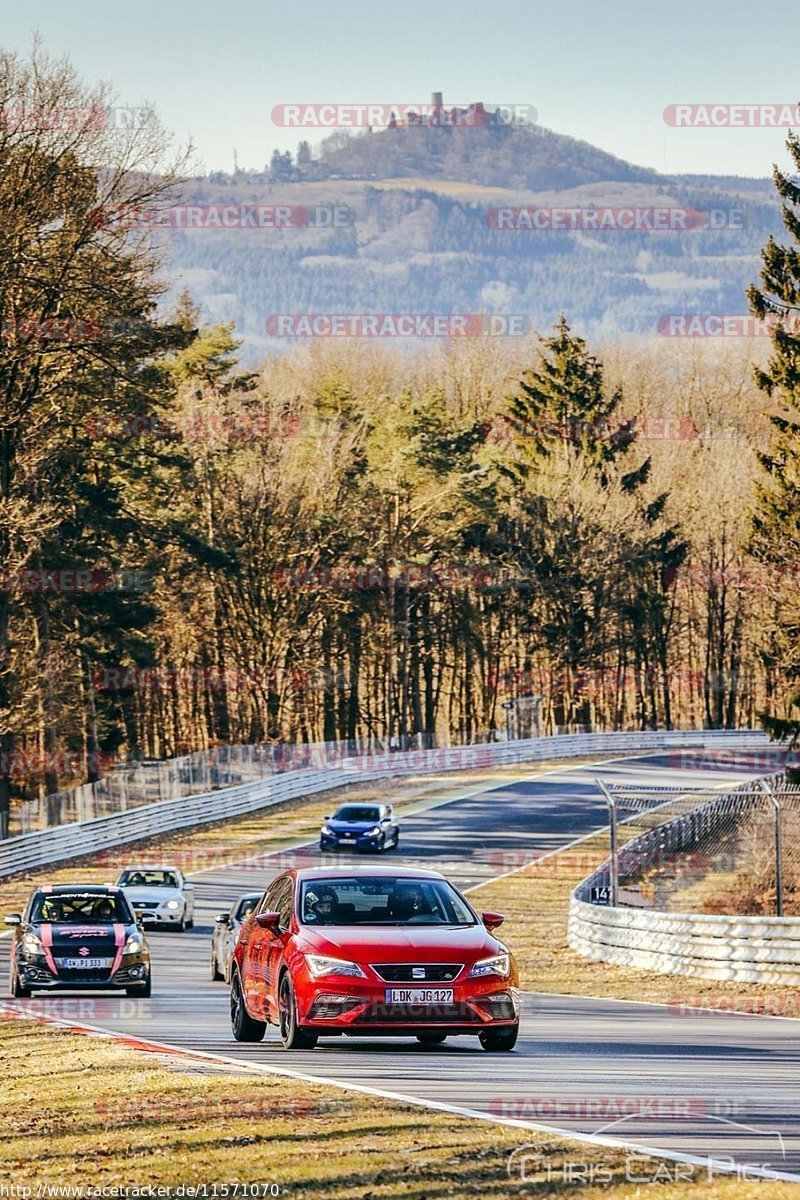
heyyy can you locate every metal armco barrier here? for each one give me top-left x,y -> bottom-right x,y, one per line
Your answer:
568,901 -> 800,986
0,728 -> 765,879
568,764 -> 800,984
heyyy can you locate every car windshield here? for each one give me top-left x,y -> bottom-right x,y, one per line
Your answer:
299,877 -> 476,926
333,806 -> 380,822
117,870 -> 179,888
30,892 -> 133,924
235,896 -> 259,921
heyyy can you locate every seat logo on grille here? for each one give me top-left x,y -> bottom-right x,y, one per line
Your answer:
412,967 -> 426,979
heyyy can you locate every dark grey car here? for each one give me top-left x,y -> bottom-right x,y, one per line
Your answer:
210,892 -> 261,982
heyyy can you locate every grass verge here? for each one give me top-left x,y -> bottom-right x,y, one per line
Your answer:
1,1013 -> 791,1197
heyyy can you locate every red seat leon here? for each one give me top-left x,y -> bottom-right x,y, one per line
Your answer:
230,866 -> 520,1051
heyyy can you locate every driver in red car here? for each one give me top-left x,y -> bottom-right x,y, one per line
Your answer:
304,886 -> 338,924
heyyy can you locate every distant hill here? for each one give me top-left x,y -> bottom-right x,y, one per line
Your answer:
311,122 -> 659,191
158,118 -> 783,361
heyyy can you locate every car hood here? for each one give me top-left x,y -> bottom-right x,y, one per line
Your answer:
120,887 -> 183,903
297,923 -> 503,963
31,922 -> 133,952
325,820 -> 379,832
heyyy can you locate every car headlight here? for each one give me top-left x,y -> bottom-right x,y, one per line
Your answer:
123,935 -> 145,955
164,900 -> 181,910
468,953 -> 510,979
305,954 -> 366,979
22,932 -> 43,957
321,825 -> 333,836
366,826 -> 381,836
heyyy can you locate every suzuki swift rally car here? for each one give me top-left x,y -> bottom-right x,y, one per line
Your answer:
230,867 -> 519,1051
5,884 -> 151,997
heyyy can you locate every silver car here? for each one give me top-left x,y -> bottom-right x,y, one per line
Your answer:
211,892 -> 261,982
115,866 -> 195,931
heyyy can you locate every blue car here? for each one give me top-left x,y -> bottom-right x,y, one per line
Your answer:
319,803 -> 400,853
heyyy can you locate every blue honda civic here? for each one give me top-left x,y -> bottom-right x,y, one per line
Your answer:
319,802 -> 400,853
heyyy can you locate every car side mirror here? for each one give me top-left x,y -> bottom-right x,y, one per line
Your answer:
4,913 -> 22,926
324,815 -> 332,821
215,913 -> 230,925
255,911 -> 282,934
482,911 -> 505,931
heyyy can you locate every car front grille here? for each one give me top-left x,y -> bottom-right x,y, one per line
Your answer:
371,963 -> 463,983
356,1002 -> 480,1025
134,901 -> 159,910
56,968 -> 114,983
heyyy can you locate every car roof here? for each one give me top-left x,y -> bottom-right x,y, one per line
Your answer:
34,884 -> 119,894
119,864 -> 180,872
293,866 -> 446,882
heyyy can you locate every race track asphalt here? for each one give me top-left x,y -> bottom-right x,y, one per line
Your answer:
5,747 -> 799,1183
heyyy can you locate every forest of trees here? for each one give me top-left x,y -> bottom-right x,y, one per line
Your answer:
3,46 -> 800,829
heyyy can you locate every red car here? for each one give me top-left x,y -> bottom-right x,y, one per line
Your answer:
230,866 -> 519,1051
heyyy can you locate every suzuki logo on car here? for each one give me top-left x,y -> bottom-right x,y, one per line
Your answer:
412,967 -> 426,979
78,947 -> 90,956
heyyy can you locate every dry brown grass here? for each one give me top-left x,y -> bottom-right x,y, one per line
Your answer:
1,1013 -> 791,1197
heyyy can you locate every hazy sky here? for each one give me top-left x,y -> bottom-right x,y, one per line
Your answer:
3,0 -> 797,177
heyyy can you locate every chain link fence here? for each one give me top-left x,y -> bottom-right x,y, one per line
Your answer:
11,738 -> 388,836
587,774 -> 800,917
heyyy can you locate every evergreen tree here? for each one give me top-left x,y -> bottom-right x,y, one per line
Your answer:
748,130 -> 800,745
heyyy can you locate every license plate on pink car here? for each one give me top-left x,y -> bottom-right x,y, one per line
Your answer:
386,988 -> 454,1004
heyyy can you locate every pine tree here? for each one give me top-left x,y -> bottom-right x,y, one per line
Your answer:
748,130 -> 800,745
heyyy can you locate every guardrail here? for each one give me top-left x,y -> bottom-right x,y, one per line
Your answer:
0,728 -> 766,879
567,767 -> 800,984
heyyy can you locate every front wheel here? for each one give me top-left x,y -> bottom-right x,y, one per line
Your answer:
479,1023 -> 519,1052
10,965 -> 31,998
279,974 -> 317,1049
126,971 -> 152,998
231,970 -> 266,1042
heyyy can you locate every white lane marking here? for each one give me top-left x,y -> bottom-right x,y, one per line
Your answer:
523,989 -> 800,1025
0,1004 -> 795,1184
183,747 -> 706,881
